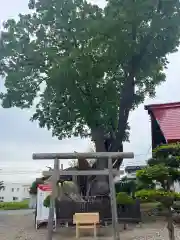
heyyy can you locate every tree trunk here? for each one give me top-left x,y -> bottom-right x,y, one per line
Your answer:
91,127 -> 108,168
86,78 -> 134,196
167,207 -> 175,240
87,126 -> 125,196
86,127 -> 109,196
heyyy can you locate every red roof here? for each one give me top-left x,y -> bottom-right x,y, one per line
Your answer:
145,102 -> 180,142
38,184 -> 52,192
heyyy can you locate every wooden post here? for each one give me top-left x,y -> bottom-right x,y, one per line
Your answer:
47,158 -> 59,240
108,157 -> 119,240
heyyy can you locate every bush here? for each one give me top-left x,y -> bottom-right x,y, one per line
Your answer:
0,200 -> 29,210
43,195 -> 50,208
116,192 -> 134,205
136,189 -> 180,201
135,189 -> 180,208
29,176 -> 50,195
29,178 -> 44,195
29,181 -> 38,195
172,201 -> 180,211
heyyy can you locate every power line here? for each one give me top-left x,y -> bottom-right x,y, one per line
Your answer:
146,145 -> 152,155
134,145 -> 152,157
0,147 -> 153,174
0,171 -> 43,175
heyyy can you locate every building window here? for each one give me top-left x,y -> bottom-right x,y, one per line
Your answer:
13,197 -> 18,201
17,188 -> 19,192
0,196 -> 4,202
12,188 -> 14,192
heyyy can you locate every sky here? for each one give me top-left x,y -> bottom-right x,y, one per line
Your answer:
0,0 -> 180,183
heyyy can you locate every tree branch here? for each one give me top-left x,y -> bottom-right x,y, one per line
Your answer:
132,0 -> 162,71
111,0 -> 163,154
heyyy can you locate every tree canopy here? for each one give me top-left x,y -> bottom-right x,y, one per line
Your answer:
0,0 -> 180,165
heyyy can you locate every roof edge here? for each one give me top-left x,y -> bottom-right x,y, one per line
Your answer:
145,101 -> 180,111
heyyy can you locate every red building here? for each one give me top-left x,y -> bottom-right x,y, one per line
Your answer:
145,102 -> 180,149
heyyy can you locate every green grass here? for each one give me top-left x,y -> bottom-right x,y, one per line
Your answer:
0,200 -> 29,210
140,202 -> 160,210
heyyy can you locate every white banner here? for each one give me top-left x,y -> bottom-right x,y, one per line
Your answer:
36,184 -> 56,229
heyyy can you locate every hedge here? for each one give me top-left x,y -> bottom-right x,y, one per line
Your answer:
116,192 -> 134,205
0,200 -> 29,210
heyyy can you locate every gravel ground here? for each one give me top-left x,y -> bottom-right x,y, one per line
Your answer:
1,213 -> 180,239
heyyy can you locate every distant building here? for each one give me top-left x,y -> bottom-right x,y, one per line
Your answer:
0,182 -> 30,202
123,165 -> 146,179
114,165 -> 146,183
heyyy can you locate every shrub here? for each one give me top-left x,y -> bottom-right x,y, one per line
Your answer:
136,144 -> 180,240
136,189 -> 180,200
135,189 -> 180,208
43,195 -> 50,208
172,201 -> 180,211
0,200 -> 29,210
29,176 -> 50,195
116,192 -> 134,205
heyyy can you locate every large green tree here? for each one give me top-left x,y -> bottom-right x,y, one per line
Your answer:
1,0 -> 180,195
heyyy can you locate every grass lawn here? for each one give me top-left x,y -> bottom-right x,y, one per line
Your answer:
0,199 -> 29,210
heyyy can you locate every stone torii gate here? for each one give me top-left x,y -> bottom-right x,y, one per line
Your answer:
33,152 -> 134,240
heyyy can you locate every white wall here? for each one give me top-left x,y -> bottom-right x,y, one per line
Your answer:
0,182 -> 30,202
173,182 -> 180,193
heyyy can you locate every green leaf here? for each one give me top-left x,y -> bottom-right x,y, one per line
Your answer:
1,0 -> 180,148
135,189 -> 180,207
116,192 -> 134,205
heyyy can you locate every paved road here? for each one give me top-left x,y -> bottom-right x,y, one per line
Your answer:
0,209 -> 34,215
0,209 -> 34,229
0,213 -> 180,240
